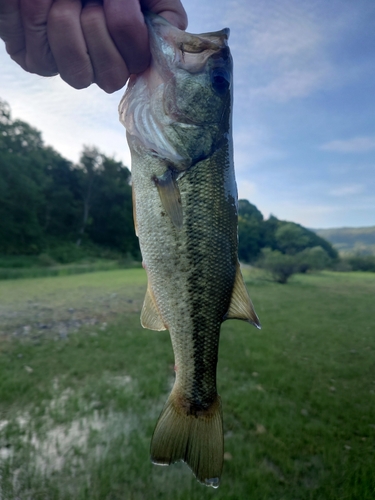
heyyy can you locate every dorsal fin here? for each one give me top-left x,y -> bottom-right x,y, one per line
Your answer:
224,263 -> 261,328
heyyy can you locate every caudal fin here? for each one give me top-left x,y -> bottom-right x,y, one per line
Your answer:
150,393 -> 223,487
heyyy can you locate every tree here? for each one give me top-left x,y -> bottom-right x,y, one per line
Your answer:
296,246 -> 331,273
0,152 -> 45,254
258,248 -> 297,284
237,198 -> 338,266
0,100 -> 138,257
238,199 -> 263,221
261,215 -> 279,250
87,155 -> 139,256
75,146 -> 103,246
274,221 -> 338,260
41,151 -> 81,239
0,99 -> 50,253
238,199 -> 264,262
275,223 -> 310,255
238,217 -> 263,262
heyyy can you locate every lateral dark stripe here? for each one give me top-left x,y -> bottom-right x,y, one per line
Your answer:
183,152 -> 237,411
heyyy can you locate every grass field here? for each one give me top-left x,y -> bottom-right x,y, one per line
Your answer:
0,268 -> 374,499
0,255 -> 139,281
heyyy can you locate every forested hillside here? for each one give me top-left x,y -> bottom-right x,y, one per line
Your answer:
314,227 -> 375,255
0,98 -> 337,266
237,200 -> 337,262
0,99 -> 139,259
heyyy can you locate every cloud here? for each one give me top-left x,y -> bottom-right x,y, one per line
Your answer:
260,200 -> 343,228
226,1 -> 323,62
329,184 -> 364,197
237,179 -> 257,200
0,56 -> 130,165
233,128 -> 285,172
250,67 -> 329,102
321,136 -> 375,153
223,0 -> 333,101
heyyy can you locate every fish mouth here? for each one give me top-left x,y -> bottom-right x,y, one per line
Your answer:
145,12 -> 230,75
144,11 -> 229,45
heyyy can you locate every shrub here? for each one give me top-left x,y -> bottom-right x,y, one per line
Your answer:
47,243 -> 87,264
344,255 -> 375,272
257,248 -> 297,284
333,260 -> 353,272
296,246 -> 331,273
37,253 -> 58,267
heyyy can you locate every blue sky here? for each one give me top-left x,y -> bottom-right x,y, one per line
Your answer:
1,0 -> 374,228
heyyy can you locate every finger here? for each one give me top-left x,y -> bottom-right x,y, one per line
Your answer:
142,0 -> 188,29
103,0 -> 150,74
21,0 -> 57,76
0,0 -> 26,68
47,0 -> 93,89
81,1 -> 129,93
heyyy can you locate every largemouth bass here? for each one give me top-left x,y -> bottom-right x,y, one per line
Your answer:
119,13 -> 260,488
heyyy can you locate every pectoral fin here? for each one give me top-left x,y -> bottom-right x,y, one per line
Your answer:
141,282 -> 167,331
225,263 -> 261,328
132,184 -> 138,237
153,170 -> 183,229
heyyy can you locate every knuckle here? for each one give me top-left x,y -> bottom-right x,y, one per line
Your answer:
48,4 -> 76,28
106,13 -> 142,38
25,53 -> 58,76
61,65 -> 93,89
95,67 -> 128,93
81,3 -> 102,30
63,77 -> 91,90
7,45 -> 25,62
23,9 -> 47,29
99,81 -> 124,94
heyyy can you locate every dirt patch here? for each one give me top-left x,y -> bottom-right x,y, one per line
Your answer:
0,285 -> 146,340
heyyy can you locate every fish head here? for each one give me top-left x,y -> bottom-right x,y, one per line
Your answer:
147,14 -> 232,125
119,14 -> 233,169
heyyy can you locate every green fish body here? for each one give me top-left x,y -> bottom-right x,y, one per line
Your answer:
119,13 -> 260,487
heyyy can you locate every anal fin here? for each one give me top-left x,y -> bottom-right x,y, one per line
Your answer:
225,262 -> 261,328
141,283 -> 166,331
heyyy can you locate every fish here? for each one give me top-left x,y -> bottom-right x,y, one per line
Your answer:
119,13 -> 260,488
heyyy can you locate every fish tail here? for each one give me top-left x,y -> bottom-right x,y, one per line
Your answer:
150,392 -> 223,488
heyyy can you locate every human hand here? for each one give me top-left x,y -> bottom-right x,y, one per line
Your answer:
0,0 -> 187,93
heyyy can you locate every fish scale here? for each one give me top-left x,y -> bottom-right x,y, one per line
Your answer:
119,12 -> 260,487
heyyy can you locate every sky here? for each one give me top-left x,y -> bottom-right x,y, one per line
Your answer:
1,0 -> 374,229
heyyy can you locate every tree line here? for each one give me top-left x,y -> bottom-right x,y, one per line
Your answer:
0,99 -> 139,260
0,98 -> 338,272
237,199 -> 338,282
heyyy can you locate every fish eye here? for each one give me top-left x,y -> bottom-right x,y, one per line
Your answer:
211,68 -> 230,95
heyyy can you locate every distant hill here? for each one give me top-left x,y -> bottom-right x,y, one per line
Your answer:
313,227 -> 375,255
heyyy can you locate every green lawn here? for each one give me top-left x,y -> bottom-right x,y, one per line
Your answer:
0,269 -> 374,499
